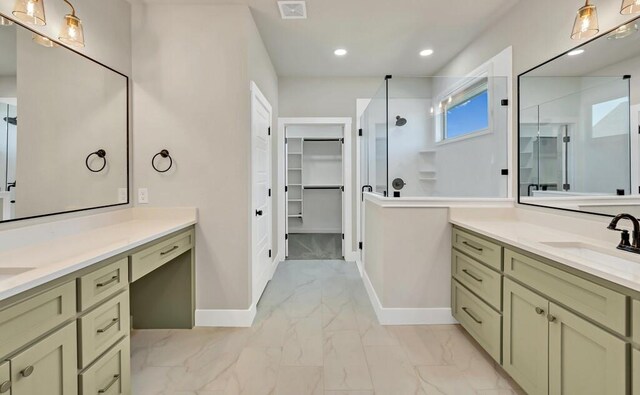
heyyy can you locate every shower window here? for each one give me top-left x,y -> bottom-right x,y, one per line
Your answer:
439,77 -> 489,141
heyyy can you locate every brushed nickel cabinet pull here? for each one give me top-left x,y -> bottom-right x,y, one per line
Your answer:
160,245 -> 179,256
20,366 -> 34,378
535,307 -> 545,315
462,307 -> 483,324
547,314 -> 557,323
98,374 -> 120,393
96,275 -> 119,287
0,380 -> 11,393
462,269 -> 483,282
462,241 -> 483,252
97,318 -> 119,333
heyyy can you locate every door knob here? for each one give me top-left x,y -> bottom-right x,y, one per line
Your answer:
0,380 -> 11,393
255,210 -> 263,216
21,366 -> 34,377
535,307 -> 545,315
547,314 -> 557,323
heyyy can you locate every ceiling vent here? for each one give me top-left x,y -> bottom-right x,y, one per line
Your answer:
278,1 -> 307,19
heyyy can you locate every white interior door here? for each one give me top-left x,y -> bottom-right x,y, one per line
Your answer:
284,134 -> 289,257
251,82 -> 272,306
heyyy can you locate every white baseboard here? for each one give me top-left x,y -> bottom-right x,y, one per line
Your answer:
361,270 -> 457,326
195,305 -> 257,327
288,229 -> 342,234
344,250 -> 359,262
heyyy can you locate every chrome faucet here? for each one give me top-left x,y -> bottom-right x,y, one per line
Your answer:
607,213 -> 640,253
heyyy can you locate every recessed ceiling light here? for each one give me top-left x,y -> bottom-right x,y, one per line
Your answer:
567,49 -> 585,56
419,49 -> 434,57
334,48 -> 347,56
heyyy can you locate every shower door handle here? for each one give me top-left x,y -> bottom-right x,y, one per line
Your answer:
361,185 -> 373,201
255,210 -> 263,216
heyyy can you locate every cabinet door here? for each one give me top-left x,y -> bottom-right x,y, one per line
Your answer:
633,348 -> 639,395
10,322 -> 77,395
0,361 -> 10,394
548,303 -> 626,395
503,279 -> 549,395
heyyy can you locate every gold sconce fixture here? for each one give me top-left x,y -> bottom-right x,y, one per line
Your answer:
32,33 -> 57,47
621,0 -> 640,14
571,0 -> 599,40
59,0 -> 84,48
12,0 -> 46,26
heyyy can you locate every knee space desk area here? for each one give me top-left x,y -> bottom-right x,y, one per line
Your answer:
0,208 -> 196,395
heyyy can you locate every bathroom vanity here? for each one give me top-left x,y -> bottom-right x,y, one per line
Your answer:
449,218 -> 640,395
0,208 -> 196,395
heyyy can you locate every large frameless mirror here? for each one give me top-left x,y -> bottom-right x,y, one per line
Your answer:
0,15 -> 128,222
518,16 -> 640,218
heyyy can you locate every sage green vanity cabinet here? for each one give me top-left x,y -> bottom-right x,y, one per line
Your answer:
503,278 -> 549,395
548,303 -> 626,395
78,257 -> 128,311
633,348 -> 639,395
0,361 -> 10,394
451,225 -> 634,395
79,337 -> 130,395
633,299 -> 639,345
10,322 -> 77,395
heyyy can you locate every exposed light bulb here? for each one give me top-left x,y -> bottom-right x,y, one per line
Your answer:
580,17 -> 590,32
26,0 -> 35,16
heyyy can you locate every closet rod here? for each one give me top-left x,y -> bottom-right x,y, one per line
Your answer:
303,186 -> 343,190
304,138 -> 342,142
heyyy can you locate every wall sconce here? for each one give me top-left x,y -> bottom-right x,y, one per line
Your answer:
621,0 -> 640,14
0,16 -> 14,26
59,0 -> 84,48
571,0 -> 599,40
12,0 -> 46,26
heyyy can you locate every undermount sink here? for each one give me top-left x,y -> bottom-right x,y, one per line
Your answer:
0,267 -> 34,282
540,241 -> 640,271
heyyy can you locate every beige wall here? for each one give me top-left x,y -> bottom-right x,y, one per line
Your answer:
364,199 -> 451,308
279,77 -> 381,253
132,4 -> 278,311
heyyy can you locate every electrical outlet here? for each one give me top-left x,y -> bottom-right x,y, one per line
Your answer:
118,188 -> 128,203
138,188 -> 149,204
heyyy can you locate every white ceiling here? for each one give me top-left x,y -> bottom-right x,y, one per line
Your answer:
139,0 -> 521,77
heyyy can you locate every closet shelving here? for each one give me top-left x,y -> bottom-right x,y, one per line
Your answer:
287,138 -> 304,221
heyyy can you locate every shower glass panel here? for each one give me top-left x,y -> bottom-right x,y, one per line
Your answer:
520,77 -> 630,199
360,79 -> 388,196
360,75 -> 509,199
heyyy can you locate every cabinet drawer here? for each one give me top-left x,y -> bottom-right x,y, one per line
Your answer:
78,291 -> 130,369
504,249 -> 627,335
452,249 -> 502,310
452,227 -> 502,271
78,258 -> 128,312
80,336 -> 131,395
130,229 -> 193,282
0,361 -> 9,394
452,279 -> 501,362
633,299 -> 639,345
10,322 -> 77,395
634,348 -> 640,395
0,281 -> 76,358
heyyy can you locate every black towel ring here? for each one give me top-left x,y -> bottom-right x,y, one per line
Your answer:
152,149 -> 173,173
85,149 -> 107,173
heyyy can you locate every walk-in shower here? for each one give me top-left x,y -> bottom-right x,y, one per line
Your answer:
359,75 -> 509,198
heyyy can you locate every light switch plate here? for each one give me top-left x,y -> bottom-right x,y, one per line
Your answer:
118,188 -> 128,203
138,188 -> 149,204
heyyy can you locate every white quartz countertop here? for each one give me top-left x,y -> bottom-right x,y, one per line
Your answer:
0,208 -> 197,302
450,215 -> 640,294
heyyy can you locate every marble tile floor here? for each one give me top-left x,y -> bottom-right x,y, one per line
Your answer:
287,233 -> 342,260
131,260 -> 525,395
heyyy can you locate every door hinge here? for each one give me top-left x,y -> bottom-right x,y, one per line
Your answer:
268,127 -> 271,136
358,242 -> 363,250
563,183 -> 571,190
341,186 -> 344,192
563,136 -> 571,143
501,169 -> 508,175
285,186 -> 288,192
501,99 -> 509,106
268,188 -> 271,197
341,233 -> 344,240
358,128 -> 363,136
268,249 -> 272,258
285,138 -> 288,144
341,138 -> 344,144
285,234 -> 289,240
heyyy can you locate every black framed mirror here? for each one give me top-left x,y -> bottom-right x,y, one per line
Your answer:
0,13 -> 129,223
518,16 -> 640,218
